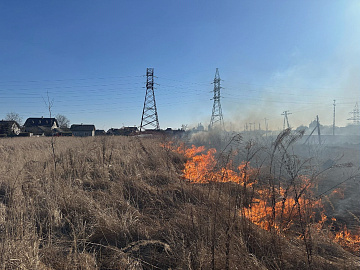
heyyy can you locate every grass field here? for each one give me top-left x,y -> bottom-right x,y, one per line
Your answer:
0,135 -> 358,269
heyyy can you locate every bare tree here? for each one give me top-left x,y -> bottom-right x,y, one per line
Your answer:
56,114 -> 70,128
5,112 -> 22,125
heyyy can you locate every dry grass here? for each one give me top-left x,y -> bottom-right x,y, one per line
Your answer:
0,136 -> 358,269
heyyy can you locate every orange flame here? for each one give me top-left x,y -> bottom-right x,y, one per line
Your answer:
176,145 -> 255,185
243,180 -> 322,232
333,225 -> 360,253
183,147 -> 216,183
166,142 -> 360,253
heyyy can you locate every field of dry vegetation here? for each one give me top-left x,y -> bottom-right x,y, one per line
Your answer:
0,133 -> 359,269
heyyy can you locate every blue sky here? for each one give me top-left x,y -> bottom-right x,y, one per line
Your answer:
0,1 -> 359,130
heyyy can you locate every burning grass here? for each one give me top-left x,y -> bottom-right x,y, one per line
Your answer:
169,136 -> 360,266
0,135 -> 358,269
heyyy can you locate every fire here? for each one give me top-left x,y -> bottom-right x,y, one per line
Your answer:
243,178 -> 322,232
176,144 -> 255,185
333,225 -> 360,253
170,144 -> 321,231
166,142 -> 360,254
330,188 -> 345,200
183,147 -> 216,183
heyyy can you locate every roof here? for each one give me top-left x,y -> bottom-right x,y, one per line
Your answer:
24,126 -> 53,135
0,121 -> 20,134
71,124 -> 96,132
0,120 -> 20,127
24,117 -> 58,128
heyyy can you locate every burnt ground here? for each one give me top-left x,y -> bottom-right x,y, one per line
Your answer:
294,143 -> 360,232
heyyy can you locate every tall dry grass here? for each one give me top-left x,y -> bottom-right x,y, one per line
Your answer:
0,136 -> 358,269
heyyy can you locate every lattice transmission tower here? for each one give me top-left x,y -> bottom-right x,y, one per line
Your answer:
347,102 -> 360,125
209,68 -> 224,130
140,68 -> 160,131
281,110 -> 292,130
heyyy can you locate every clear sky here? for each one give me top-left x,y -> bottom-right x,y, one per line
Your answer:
1,1 -> 359,131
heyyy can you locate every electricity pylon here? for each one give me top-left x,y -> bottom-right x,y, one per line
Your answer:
140,68 -> 160,131
281,110 -> 292,130
209,68 -> 224,130
347,102 -> 360,125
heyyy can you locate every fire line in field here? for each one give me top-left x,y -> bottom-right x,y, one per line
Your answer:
164,142 -> 360,254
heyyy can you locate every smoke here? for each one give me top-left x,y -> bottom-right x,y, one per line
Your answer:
184,2 -> 360,132
222,2 -> 360,132
224,59 -> 360,131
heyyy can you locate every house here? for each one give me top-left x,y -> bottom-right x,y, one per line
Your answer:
70,124 -> 96,137
24,117 -> 58,129
53,127 -> 73,136
107,127 -> 138,136
165,128 -> 185,137
23,117 -> 59,136
122,126 -> 138,135
95,130 -> 106,136
0,121 -> 21,137
107,128 -> 120,136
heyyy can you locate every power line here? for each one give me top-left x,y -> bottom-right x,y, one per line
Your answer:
0,75 -> 144,85
315,175 -> 360,201
1,74 -> 357,99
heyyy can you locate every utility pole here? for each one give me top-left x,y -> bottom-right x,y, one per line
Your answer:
209,68 -> 224,130
347,102 -> 360,125
281,110 -> 292,130
140,68 -> 160,131
317,115 -> 321,145
264,118 -> 268,137
333,100 -> 336,136
304,115 -> 321,145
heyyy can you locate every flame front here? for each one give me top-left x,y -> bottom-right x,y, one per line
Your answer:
333,225 -> 360,253
166,142 -> 360,254
183,146 -> 216,183
179,144 -> 254,185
